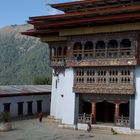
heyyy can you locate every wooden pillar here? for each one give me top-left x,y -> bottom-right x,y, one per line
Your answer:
115,103 -> 120,117
81,42 -> 84,59
91,102 -> 96,124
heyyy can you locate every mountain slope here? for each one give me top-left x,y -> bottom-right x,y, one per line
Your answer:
0,24 -> 51,85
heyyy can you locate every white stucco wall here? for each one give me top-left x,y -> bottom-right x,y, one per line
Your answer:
51,68 -> 76,125
50,72 -> 57,117
134,66 -> 140,130
0,94 -> 51,117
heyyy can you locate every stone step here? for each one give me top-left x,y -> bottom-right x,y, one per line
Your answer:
91,125 -> 113,135
47,115 -> 54,120
92,125 -> 112,130
91,129 -> 113,135
46,116 -> 62,124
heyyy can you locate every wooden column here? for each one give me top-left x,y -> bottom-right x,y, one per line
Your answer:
115,103 -> 120,117
81,42 -> 84,59
91,102 -> 96,124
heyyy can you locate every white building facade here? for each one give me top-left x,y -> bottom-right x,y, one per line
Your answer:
0,85 -> 51,117
50,68 -> 76,126
23,0 -> 140,130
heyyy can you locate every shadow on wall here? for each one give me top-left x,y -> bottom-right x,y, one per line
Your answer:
135,67 -> 140,77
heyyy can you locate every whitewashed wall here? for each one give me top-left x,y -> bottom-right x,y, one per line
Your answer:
134,66 -> 140,130
50,68 -> 76,125
50,71 -> 57,117
0,94 -> 51,117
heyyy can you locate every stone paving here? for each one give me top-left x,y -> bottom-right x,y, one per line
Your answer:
0,118 -> 140,140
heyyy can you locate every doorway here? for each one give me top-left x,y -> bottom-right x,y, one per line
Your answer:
17,102 -> 23,115
37,100 -> 42,113
96,101 -> 115,122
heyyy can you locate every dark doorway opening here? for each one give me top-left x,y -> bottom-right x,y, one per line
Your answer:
17,102 -> 23,115
27,101 -> 32,115
82,101 -> 91,114
120,102 -> 129,117
37,100 -> 42,113
96,101 -> 115,122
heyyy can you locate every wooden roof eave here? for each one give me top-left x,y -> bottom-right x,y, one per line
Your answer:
50,0 -> 104,10
21,29 -> 59,37
34,12 -> 140,29
28,4 -> 140,25
50,0 -> 136,12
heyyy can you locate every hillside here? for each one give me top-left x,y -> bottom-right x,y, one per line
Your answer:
0,24 -> 51,85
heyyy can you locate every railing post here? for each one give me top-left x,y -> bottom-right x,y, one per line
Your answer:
84,113 -> 86,123
114,115 -> 116,125
121,115 -> 123,126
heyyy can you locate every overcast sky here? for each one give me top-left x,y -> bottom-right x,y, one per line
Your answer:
0,0 -> 74,27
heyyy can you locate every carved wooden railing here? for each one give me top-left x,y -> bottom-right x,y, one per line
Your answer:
73,47 -> 134,59
114,116 -> 129,127
78,113 -> 92,124
66,46 -> 137,67
50,56 -> 66,67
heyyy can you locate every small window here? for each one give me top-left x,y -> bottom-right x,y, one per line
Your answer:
57,47 -> 62,56
96,41 -> 105,57
108,40 -> 118,49
73,42 -> 82,58
120,39 -> 131,48
63,46 -> 67,56
96,41 -> 105,49
84,41 -> 93,50
3,103 -> 11,113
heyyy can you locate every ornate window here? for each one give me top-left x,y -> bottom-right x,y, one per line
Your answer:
51,47 -> 57,57
84,41 -> 93,59
107,40 -> 118,57
57,47 -> 62,56
120,39 -> 131,57
95,41 -> 105,58
73,42 -> 82,60
63,46 -> 67,57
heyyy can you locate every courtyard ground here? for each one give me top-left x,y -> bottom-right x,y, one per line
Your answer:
0,117 -> 140,140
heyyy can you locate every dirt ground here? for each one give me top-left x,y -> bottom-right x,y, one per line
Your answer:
0,118 -> 140,140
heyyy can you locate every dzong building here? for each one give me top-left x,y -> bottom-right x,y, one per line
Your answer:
23,0 -> 140,130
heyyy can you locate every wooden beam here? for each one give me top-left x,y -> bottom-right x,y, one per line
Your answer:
40,35 -> 67,42
34,12 -> 140,29
59,22 -> 140,36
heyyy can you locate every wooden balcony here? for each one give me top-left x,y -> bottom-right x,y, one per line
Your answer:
50,56 -> 66,67
73,84 -> 134,95
66,48 -> 137,67
67,58 -> 137,67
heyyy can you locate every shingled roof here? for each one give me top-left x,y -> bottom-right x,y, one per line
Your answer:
0,85 -> 51,97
